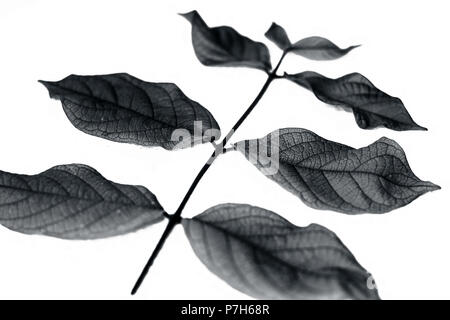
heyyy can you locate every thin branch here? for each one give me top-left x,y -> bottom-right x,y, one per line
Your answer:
130,51 -> 288,295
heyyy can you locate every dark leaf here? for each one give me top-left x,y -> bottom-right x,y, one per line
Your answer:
0,164 -> 165,239
235,128 -> 439,214
181,10 -> 272,72
265,22 -> 291,50
286,71 -> 426,131
290,36 -> 359,60
40,73 -> 221,150
183,203 -> 379,299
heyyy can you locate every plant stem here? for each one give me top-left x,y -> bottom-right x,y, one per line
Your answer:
131,52 -> 286,295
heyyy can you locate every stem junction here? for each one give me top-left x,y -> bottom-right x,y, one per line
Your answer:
131,51 -> 287,295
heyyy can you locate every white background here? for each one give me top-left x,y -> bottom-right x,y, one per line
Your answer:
0,0 -> 448,299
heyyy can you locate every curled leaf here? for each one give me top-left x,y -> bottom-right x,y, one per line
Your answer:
286,71 -> 426,131
181,10 -> 272,72
235,128 -> 439,214
0,164 -> 165,239
265,22 -> 357,60
183,203 -> 379,299
40,73 -> 221,150
264,22 -> 291,50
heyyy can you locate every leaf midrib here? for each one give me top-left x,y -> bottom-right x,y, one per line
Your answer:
0,184 -> 160,209
48,82 -> 182,130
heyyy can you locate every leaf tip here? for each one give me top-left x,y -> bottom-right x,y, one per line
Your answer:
347,44 -> 361,53
264,22 -> 278,34
38,79 -> 55,95
415,124 -> 428,131
428,182 -> 441,192
413,179 -> 440,193
38,79 -> 49,86
179,10 -> 198,22
405,121 -> 428,131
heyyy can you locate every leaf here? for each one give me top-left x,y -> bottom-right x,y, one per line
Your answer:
264,22 -> 291,50
183,203 -> 379,300
265,22 -> 358,59
181,10 -> 272,72
39,73 -> 221,150
0,164 -> 165,239
235,128 -> 439,214
289,36 -> 359,60
286,71 -> 426,131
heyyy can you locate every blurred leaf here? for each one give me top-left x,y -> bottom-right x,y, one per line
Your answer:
265,22 -> 291,50
183,203 -> 379,299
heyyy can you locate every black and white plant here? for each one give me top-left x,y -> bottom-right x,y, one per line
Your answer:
0,11 -> 440,300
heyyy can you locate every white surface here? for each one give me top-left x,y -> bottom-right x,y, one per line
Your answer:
0,0 -> 448,299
